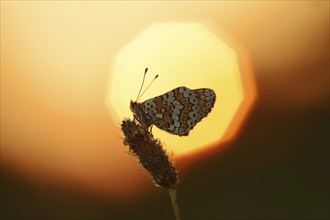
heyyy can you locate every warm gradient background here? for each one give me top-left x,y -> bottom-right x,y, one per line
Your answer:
1,1 -> 329,220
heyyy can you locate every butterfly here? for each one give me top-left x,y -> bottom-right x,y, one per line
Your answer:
130,68 -> 216,136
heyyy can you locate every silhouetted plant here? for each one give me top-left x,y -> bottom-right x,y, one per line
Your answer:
121,119 -> 180,220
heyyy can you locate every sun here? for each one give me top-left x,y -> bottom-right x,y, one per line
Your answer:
106,23 -> 257,156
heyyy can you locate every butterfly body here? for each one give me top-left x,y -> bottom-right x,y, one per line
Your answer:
130,86 -> 216,136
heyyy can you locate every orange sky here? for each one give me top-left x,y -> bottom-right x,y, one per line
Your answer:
1,1 -> 328,197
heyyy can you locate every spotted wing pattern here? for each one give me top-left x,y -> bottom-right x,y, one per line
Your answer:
137,86 -> 216,136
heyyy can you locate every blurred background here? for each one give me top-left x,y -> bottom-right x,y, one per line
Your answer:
1,1 -> 329,220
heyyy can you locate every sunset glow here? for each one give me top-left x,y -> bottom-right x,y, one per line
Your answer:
10,0 -> 330,197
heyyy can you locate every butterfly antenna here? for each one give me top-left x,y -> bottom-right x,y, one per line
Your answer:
137,74 -> 159,101
135,68 -> 148,101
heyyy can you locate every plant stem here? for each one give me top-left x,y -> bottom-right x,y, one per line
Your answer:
168,187 -> 181,220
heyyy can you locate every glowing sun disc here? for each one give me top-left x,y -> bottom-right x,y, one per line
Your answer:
106,23 -> 256,156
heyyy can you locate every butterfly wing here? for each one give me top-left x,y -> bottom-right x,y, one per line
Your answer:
192,88 -> 216,119
176,87 -> 216,135
140,86 -> 216,136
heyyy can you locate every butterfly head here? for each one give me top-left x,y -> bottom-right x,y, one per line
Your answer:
130,68 -> 158,127
130,100 -> 149,127
130,100 -> 138,115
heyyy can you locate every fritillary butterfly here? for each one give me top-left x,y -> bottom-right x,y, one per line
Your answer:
130,68 -> 216,136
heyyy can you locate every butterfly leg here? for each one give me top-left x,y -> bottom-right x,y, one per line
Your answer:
133,114 -> 138,123
149,125 -> 153,133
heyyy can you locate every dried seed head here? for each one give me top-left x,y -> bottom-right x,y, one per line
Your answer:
121,119 -> 178,188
